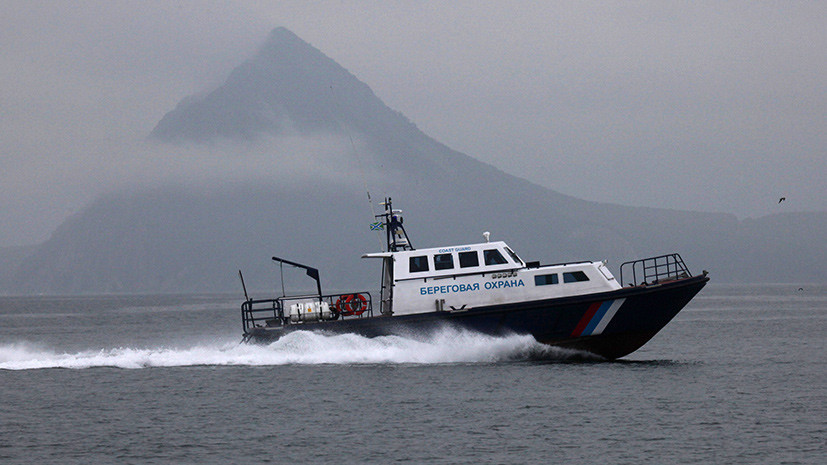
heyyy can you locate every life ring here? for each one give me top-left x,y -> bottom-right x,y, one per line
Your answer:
335,293 -> 367,316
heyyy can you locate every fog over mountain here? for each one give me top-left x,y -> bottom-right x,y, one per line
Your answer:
3,28 -> 824,295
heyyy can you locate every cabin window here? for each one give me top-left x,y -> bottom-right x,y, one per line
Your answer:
434,253 -> 454,270
563,271 -> 590,283
505,247 -> 523,265
409,256 -> 429,273
534,274 -> 558,286
459,251 -> 479,268
484,249 -> 508,265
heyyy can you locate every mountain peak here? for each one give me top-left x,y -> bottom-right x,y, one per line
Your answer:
150,27 -> 396,142
254,27 -> 330,69
268,26 -> 300,40
262,27 -> 306,50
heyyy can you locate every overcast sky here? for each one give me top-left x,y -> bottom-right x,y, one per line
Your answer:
1,1 -> 825,247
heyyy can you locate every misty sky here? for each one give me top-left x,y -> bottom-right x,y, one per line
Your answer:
1,1 -> 825,247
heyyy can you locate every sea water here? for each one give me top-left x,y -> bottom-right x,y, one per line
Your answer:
0,285 -> 824,464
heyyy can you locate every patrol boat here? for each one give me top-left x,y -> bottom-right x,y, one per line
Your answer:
240,199 -> 709,359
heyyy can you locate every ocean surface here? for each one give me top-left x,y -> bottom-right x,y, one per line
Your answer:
1,284 -> 824,464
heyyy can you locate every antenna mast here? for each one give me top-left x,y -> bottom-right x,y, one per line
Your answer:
377,198 -> 413,252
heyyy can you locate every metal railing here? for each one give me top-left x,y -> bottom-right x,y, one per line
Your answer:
619,253 -> 691,287
242,292 -> 373,334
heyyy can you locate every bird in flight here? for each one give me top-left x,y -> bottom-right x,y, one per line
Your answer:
778,197 -> 786,203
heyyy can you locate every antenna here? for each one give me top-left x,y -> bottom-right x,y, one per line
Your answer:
238,270 -> 250,301
326,84 -> 383,250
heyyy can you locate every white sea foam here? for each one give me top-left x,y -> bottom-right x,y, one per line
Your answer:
0,329 -> 591,370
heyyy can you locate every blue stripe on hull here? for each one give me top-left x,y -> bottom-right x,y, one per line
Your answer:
582,300 -> 613,335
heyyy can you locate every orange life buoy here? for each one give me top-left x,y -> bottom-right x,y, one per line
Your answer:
335,293 -> 367,316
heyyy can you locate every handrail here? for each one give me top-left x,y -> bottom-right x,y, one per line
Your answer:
619,253 -> 691,287
241,298 -> 285,334
242,292 -> 374,334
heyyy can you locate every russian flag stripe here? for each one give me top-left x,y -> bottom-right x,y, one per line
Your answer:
571,298 -> 627,337
592,298 -> 625,335
582,300 -> 613,335
571,301 -> 602,337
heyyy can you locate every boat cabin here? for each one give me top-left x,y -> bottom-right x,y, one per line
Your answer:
363,239 -> 621,316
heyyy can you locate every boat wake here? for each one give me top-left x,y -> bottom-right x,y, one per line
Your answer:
0,329 -> 599,370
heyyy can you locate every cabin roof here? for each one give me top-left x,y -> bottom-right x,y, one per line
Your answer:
365,241 -> 511,258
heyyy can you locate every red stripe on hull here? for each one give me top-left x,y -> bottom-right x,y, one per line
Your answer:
571,301 -> 601,337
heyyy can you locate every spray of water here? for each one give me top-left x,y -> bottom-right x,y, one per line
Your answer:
0,329 -> 598,370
